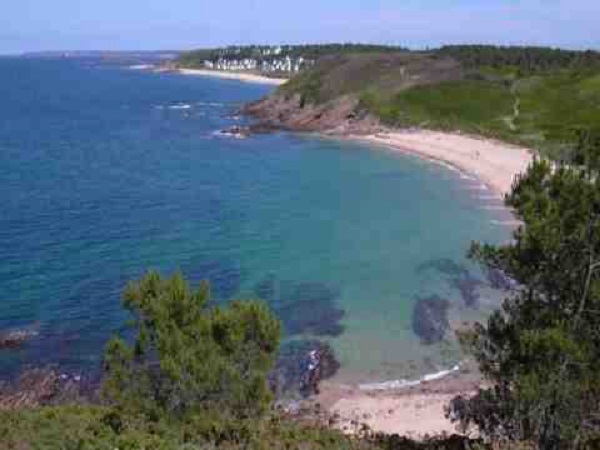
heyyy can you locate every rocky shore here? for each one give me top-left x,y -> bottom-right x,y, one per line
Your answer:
243,93 -> 382,135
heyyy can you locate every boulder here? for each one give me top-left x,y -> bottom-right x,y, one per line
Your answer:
270,340 -> 340,397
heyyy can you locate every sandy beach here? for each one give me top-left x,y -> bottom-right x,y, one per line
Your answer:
355,130 -> 534,198
177,68 -> 288,86
313,368 -> 482,439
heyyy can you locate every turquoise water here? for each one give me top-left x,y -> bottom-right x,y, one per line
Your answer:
0,58 -> 510,382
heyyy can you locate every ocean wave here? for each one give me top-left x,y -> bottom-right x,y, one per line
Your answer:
196,101 -> 226,107
482,205 -> 508,210
168,104 -> 192,110
358,365 -> 460,391
490,219 -> 522,226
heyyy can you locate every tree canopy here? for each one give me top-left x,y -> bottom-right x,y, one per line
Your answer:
455,129 -> 600,449
102,271 -> 281,420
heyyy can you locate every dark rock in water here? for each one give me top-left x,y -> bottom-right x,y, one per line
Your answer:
487,268 -> 516,291
412,295 -> 450,345
278,282 -> 345,336
270,340 -> 340,397
253,277 -> 345,337
254,277 -> 345,337
416,259 -> 486,309
279,301 -> 345,337
253,273 -> 279,303
215,125 -> 251,139
248,121 -> 281,134
416,258 -> 470,278
450,276 -> 484,309
0,328 -> 38,350
186,259 -> 242,301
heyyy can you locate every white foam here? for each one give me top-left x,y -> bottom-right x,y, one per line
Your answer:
129,64 -> 153,70
358,365 -> 460,391
196,101 -> 226,107
490,220 -> 522,226
169,104 -> 192,110
464,183 -> 489,191
482,205 -> 508,210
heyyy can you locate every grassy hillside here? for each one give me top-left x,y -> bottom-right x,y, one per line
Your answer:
276,46 -> 600,158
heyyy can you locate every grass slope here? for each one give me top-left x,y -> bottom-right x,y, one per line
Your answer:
278,48 -> 600,157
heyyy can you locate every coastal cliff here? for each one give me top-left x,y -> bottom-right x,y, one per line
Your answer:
244,92 -> 381,135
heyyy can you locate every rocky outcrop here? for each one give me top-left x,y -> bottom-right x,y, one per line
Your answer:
486,267 -> 517,291
243,93 -> 382,135
270,340 -> 340,397
0,328 -> 38,350
0,368 -> 88,410
253,276 -> 345,337
412,296 -> 450,345
450,276 -> 484,309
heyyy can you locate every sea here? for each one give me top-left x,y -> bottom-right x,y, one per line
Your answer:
0,57 -> 512,386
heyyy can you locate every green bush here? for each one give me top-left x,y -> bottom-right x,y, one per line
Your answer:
102,272 -> 281,420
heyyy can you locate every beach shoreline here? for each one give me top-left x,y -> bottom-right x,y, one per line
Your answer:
349,129 -> 534,198
309,365 -> 482,439
176,68 -> 289,86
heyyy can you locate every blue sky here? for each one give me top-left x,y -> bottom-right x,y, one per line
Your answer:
2,0 -> 599,54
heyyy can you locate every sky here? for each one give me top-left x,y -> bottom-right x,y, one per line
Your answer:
2,0 -> 599,54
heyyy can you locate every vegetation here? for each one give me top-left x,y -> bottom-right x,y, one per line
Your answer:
178,44 -> 408,68
274,45 -> 600,158
437,45 -> 600,75
0,405 -> 371,450
453,130 -> 600,449
102,272 -> 280,419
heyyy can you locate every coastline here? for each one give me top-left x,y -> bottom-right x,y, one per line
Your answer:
311,128 -> 533,438
313,367 -> 481,438
350,129 -> 534,198
177,68 -> 288,86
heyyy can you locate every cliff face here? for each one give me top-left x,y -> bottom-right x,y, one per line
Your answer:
242,52 -> 462,136
244,92 -> 382,135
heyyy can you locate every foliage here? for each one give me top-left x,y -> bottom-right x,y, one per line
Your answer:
0,405 -> 375,450
102,271 -> 281,420
177,44 -> 408,69
454,130 -> 600,449
437,45 -> 600,75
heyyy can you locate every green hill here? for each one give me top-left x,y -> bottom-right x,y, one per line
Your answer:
249,45 -> 600,159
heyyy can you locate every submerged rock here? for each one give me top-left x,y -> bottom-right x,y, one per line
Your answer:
486,267 -> 517,291
412,295 -> 450,345
450,276 -> 484,309
253,277 -> 345,337
416,258 -> 486,309
416,259 -> 470,278
216,125 -> 250,139
186,259 -> 242,301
